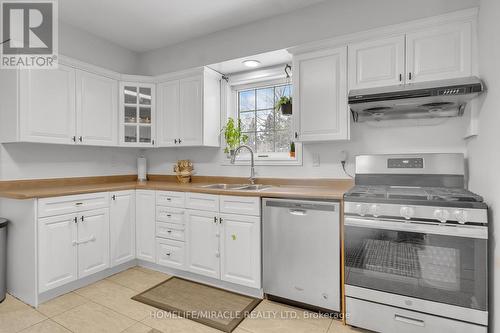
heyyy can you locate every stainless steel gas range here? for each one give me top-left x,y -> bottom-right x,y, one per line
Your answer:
344,154 -> 488,333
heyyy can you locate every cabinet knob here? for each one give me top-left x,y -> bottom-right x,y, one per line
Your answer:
78,136 -> 83,142
214,216 -> 218,223
399,73 -> 403,82
409,72 -> 413,81
174,139 -> 178,144
72,136 -> 76,142
73,217 -> 78,223
294,132 -> 298,139
80,216 -> 84,222
178,138 -> 182,144
112,195 -> 116,201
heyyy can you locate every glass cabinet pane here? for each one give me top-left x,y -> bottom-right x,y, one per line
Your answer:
124,125 -> 137,143
139,126 -> 151,143
139,107 -> 151,124
124,106 -> 137,123
124,86 -> 137,104
139,87 -> 151,105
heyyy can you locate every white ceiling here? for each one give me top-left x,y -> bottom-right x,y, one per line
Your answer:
59,0 -> 326,52
208,49 -> 292,75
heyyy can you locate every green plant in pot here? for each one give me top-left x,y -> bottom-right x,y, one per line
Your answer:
222,117 -> 248,157
275,96 -> 292,115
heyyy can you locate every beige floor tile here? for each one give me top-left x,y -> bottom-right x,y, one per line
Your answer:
0,294 -> 47,333
123,322 -> 161,333
19,319 -> 71,333
238,300 -> 332,333
74,279 -> 156,321
52,301 -> 135,333
142,311 -> 222,333
327,320 -> 368,332
37,292 -> 88,317
106,267 -> 170,292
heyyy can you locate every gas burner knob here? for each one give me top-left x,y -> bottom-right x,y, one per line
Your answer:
369,204 -> 381,217
454,209 -> 468,224
434,209 -> 450,223
400,206 -> 415,220
356,204 -> 368,216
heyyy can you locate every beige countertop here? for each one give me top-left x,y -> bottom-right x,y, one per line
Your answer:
0,175 -> 354,200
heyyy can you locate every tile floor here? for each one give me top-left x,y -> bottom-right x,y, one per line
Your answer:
0,266 -> 367,333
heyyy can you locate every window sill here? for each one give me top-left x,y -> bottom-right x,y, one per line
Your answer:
221,154 -> 303,166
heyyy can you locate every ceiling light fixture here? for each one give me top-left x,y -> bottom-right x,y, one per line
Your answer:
242,60 -> 261,68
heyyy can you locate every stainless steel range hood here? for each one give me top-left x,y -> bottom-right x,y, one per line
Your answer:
348,77 -> 484,122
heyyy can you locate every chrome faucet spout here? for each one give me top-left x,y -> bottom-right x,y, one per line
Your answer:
230,145 -> 256,184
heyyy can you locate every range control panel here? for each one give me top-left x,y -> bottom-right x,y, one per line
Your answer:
387,158 -> 424,169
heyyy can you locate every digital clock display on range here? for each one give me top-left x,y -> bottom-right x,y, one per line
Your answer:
387,158 -> 424,168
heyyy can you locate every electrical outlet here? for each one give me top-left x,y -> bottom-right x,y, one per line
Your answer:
340,150 -> 348,163
313,153 -> 320,167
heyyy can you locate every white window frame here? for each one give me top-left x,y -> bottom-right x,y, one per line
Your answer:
222,69 -> 302,166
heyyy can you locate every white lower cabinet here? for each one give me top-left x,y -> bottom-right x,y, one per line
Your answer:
186,209 -> 220,279
38,213 -> 78,293
110,191 -> 136,266
157,238 -> 185,269
136,190 -> 156,262
220,214 -> 261,288
77,208 -> 110,278
38,207 -> 110,292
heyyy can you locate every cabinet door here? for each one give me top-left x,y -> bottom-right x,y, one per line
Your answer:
77,208 -> 110,278
293,46 -> 349,142
186,210 -> 220,279
19,64 -> 76,144
406,22 -> 472,83
110,191 -> 136,266
220,214 -> 261,288
348,35 -> 405,89
119,82 -> 156,147
136,190 -> 156,262
76,70 -> 118,146
179,76 -> 203,146
38,213 -> 78,292
157,80 -> 180,146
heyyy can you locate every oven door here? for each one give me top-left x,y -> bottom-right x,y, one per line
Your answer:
344,216 -> 488,312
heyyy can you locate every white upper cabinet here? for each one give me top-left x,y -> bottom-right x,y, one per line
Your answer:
119,82 -> 156,147
348,36 -> 406,90
110,190 -> 136,267
292,46 -> 349,142
76,70 -> 118,146
406,22 -> 472,83
348,21 -> 473,89
157,67 -> 221,147
19,64 -> 76,144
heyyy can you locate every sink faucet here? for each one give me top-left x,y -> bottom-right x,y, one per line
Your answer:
230,144 -> 256,184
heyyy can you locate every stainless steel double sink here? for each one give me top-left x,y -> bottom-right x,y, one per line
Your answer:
200,183 -> 273,191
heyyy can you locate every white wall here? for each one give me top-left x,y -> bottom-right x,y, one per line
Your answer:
138,0 -> 479,75
146,117 -> 468,179
0,144 -> 139,180
467,0 -> 500,329
59,21 -> 140,74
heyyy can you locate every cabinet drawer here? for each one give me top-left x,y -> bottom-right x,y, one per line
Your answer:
156,239 -> 185,269
346,297 -> 487,333
156,191 -> 186,208
156,207 -> 185,224
38,192 -> 109,218
186,193 -> 219,212
156,222 -> 185,241
219,195 -> 260,216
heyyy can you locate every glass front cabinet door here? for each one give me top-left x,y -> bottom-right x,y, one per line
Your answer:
119,82 -> 156,146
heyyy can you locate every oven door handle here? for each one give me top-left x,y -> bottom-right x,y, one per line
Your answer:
344,217 -> 487,239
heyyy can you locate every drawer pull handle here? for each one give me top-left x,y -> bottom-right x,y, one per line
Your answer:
394,314 -> 425,327
72,236 -> 96,246
75,202 -> 83,206
167,214 -> 172,217
166,198 -> 172,201
166,253 -> 171,256
167,230 -> 172,233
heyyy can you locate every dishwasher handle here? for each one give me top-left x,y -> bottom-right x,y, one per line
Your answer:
265,199 -> 337,212
289,209 -> 307,216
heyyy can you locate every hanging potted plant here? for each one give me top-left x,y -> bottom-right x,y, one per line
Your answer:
276,96 -> 292,116
222,117 -> 248,158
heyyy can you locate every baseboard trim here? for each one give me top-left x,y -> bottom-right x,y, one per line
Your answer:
37,260 -> 137,306
137,260 -> 264,299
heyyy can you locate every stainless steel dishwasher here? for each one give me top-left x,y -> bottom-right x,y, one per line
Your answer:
263,198 -> 340,311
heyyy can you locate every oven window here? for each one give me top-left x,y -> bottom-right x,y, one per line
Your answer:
345,224 -> 488,311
